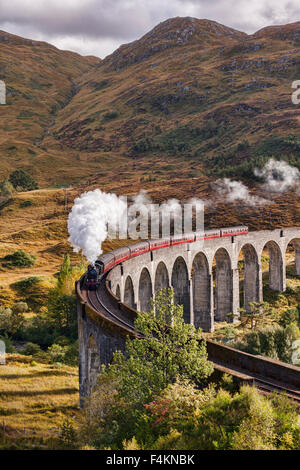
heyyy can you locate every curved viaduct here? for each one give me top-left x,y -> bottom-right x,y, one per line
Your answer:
76,228 -> 300,403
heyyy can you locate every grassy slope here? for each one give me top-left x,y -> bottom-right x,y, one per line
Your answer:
0,358 -> 78,449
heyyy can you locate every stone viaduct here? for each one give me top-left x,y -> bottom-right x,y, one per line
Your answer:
77,227 -> 300,400
107,228 -> 300,332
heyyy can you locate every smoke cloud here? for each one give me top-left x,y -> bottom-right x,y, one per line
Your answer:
68,189 -> 127,264
254,158 -> 300,193
212,178 -> 267,206
68,189 -> 205,263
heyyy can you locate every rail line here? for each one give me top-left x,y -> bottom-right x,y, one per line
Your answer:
86,277 -> 136,333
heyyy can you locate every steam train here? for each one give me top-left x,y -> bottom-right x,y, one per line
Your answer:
86,226 -> 248,290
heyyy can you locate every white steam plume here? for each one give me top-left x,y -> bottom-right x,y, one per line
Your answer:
212,178 -> 268,206
68,189 -> 127,264
68,189 -> 205,263
254,158 -> 300,192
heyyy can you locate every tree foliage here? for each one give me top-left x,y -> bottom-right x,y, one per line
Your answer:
105,289 -> 213,408
80,289 -> 213,448
9,169 -> 38,191
239,301 -> 274,329
234,323 -> 300,363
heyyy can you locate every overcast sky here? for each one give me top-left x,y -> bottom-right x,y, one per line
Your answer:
0,0 -> 300,58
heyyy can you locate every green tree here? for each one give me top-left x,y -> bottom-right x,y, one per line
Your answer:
81,289 -> 213,448
47,290 -> 77,339
279,307 -> 300,328
0,305 -> 24,336
9,169 -> 39,191
239,301 -> 273,329
57,254 -> 72,292
106,289 -> 213,408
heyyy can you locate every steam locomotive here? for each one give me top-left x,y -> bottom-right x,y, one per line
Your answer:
86,225 -> 248,290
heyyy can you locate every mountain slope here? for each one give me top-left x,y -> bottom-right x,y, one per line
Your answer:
0,30 -> 100,184
1,17 -> 300,190
48,17 -> 300,181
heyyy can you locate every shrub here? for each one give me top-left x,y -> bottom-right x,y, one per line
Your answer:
233,323 -> 300,363
0,180 -> 15,198
2,250 -> 36,268
231,387 -> 276,450
81,377 -> 300,450
59,420 -> 77,449
103,111 -> 118,121
279,307 -> 300,328
12,276 -> 54,311
0,334 -> 16,353
19,200 -> 33,208
12,302 -> 28,314
9,169 -> 39,191
47,344 -> 67,363
22,342 -> 42,356
63,341 -> 78,365
0,306 -> 24,336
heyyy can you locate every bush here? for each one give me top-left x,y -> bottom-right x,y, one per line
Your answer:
279,307 -> 300,328
63,341 -> 78,365
9,169 -> 39,191
21,312 -> 57,348
47,344 -> 67,363
22,342 -> 42,356
12,276 -> 54,311
0,180 -> 15,198
2,250 -> 36,268
19,200 -> 33,208
0,334 -> 16,353
59,420 -> 77,449
0,306 -> 24,336
12,302 -> 28,314
233,324 -> 300,363
80,377 -> 300,450
103,111 -> 118,121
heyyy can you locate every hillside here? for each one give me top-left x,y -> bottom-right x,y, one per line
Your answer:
48,17 -> 300,182
0,17 -> 300,224
0,31 -> 100,185
1,17 -> 300,188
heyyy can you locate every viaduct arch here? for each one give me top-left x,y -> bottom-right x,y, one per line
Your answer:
171,256 -> 190,323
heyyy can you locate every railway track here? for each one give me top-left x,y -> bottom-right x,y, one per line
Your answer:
86,277 -> 136,333
81,276 -> 300,404
254,378 -> 300,404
